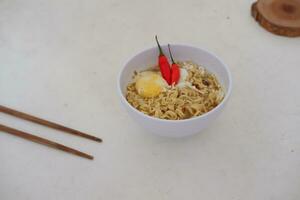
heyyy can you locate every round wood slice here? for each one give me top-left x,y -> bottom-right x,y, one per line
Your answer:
251,0 -> 300,37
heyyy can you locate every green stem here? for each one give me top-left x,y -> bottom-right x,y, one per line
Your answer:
168,44 -> 175,64
155,35 -> 163,56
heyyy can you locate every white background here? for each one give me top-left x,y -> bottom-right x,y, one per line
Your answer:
0,0 -> 300,199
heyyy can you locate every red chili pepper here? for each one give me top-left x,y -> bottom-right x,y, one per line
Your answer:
155,36 -> 171,85
168,44 -> 180,85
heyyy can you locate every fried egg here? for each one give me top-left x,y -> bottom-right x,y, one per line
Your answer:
135,71 -> 168,98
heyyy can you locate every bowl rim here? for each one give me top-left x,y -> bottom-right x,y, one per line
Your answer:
117,43 -> 232,123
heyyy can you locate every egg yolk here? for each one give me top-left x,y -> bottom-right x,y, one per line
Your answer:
135,72 -> 167,98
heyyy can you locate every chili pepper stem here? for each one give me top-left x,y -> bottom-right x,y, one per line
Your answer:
168,44 -> 175,64
155,35 -> 164,56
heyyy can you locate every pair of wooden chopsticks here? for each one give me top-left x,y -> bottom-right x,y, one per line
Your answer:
0,105 -> 102,160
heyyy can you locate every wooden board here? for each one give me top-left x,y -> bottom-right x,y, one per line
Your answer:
251,0 -> 300,37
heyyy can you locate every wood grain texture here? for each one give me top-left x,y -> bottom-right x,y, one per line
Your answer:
251,0 -> 300,37
0,124 -> 93,160
0,105 -> 102,142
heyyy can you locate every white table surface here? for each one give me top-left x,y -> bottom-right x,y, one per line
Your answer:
1,0 -> 300,199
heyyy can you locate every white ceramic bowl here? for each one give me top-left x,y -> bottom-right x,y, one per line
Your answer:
118,44 -> 232,137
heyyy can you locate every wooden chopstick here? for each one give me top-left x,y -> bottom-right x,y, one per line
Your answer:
0,124 -> 93,160
0,105 -> 102,142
